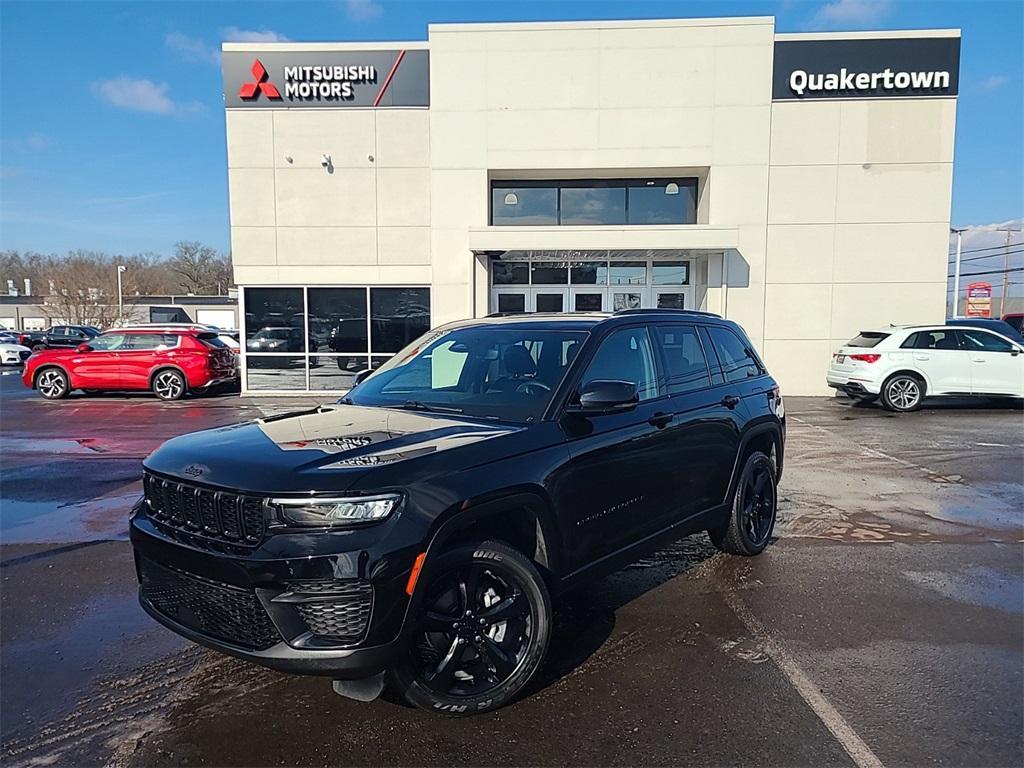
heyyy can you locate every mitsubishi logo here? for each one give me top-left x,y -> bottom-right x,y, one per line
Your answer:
238,59 -> 281,100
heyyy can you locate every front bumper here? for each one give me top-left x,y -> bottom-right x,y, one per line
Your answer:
130,501 -> 417,679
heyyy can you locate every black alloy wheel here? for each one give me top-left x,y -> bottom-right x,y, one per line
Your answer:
391,541 -> 551,715
709,450 -> 778,556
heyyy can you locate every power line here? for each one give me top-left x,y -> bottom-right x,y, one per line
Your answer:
947,241 -> 1024,256
947,265 -> 1024,279
948,247 -> 1024,265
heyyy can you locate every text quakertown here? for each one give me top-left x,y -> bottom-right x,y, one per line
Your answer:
788,67 -> 951,96
282,65 -> 378,100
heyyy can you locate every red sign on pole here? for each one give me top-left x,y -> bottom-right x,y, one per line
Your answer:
965,282 -> 992,317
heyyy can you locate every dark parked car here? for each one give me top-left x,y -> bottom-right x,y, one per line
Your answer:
1002,313 -> 1024,335
131,310 -> 785,714
21,325 -> 101,351
945,317 -> 1024,344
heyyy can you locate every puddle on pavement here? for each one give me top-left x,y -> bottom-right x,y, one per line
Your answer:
1,490 -> 137,544
902,566 -> 1024,614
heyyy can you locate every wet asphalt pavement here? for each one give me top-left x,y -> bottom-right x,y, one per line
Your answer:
1,368 -> 1021,767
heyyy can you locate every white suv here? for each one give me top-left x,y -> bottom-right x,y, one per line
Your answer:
827,325 -> 1024,411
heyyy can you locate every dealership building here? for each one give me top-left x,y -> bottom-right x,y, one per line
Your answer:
222,16 -> 960,395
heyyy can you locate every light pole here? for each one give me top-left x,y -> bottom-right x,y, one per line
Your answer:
950,227 -> 966,317
116,265 -> 126,319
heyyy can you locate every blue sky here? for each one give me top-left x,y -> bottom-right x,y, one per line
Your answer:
1,0 -> 1022,261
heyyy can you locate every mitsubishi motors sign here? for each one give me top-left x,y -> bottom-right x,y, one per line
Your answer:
222,49 -> 429,108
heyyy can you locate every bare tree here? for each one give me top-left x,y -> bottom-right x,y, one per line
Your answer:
168,241 -> 232,295
42,251 -> 141,327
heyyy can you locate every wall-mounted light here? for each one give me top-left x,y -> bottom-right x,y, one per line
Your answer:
503,192 -> 519,206
665,182 -> 680,195
285,155 -> 294,164
321,154 -> 333,173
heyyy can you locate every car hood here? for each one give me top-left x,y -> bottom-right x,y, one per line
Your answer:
0,343 -> 30,353
143,404 -> 523,494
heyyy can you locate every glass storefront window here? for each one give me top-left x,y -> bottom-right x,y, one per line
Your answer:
609,262 -> 647,286
244,288 -> 304,343
569,262 -> 608,285
491,186 -> 557,225
245,356 -> 306,390
308,288 -> 367,353
309,356 -> 368,391
496,293 -> 526,313
242,287 -> 429,392
491,179 -> 697,226
652,262 -> 689,285
492,262 -> 529,285
627,180 -> 697,224
559,186 -> 626,225
370,288 -> 431,353
531,262 -> 568,284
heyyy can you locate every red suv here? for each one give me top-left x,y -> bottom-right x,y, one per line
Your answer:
22,327 -> 238,401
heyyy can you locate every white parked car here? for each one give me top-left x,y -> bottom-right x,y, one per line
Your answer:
0,342 -> 32,366
827,325 -> 1024,411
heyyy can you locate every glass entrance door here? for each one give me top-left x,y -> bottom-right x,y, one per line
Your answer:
532,288 -> 569,313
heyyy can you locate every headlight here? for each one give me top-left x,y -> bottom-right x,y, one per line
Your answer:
271,494 -> 401,527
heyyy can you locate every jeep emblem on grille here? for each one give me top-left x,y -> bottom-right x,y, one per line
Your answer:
183,464 -> 206,478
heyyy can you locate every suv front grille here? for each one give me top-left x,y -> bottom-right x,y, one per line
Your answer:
289,581 -> 373,643
143,471 -> 266,546
139,557 -> 280,650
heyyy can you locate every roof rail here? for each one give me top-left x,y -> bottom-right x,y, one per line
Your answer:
612,308 -> 722,319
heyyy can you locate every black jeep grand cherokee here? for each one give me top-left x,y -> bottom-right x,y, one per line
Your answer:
131,310 -> 785,715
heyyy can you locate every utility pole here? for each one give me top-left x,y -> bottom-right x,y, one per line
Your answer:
995,226 -> 1022,316
950,227 -> 967,317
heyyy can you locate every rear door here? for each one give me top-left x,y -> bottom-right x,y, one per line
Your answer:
959,329 -> 1024,396
120,333 -> 177,389
649,323 -> 737,523
900,329 -> 971,394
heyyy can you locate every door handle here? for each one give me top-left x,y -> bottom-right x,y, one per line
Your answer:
648,412 -> 674,429
721,394 -> 740,409
914,354 -> 930,361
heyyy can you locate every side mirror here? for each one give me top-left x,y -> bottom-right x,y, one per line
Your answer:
573,379 -> 639,414
76,343 -> 93,352
1011,348 -> 1020,357
352,368 -> 373,386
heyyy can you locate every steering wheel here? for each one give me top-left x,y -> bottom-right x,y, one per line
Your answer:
515,380 -> 551,395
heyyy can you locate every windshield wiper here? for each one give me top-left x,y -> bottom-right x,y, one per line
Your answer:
400,400 -> 464,414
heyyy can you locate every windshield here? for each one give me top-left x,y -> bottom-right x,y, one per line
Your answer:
254,328 -> 294,341
346,325 -> 589,422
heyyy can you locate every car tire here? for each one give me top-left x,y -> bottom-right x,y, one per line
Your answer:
708,450 -> 777,556
35,367 -> 70,400
152,369 -> 187,401
389,540 -> 552,716
880,373 -> 924,412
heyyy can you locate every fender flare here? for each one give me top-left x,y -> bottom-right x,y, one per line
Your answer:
723,422 -> 784,504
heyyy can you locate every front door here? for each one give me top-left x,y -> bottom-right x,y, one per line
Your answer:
554,325 -> 672,571
71,333 -> 127,388
959,329 -> 1024,396
120,333 -> 176,389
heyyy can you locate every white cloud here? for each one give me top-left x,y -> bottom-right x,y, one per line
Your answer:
979,75 -> 1009,92
4,133 -> 55,151
164,32 -> 219,65
91,76 -> 203,117
221,26 -> 290,42
954,218 -> 1023,251
808,0 -> 891,29
343,0 -> 383,22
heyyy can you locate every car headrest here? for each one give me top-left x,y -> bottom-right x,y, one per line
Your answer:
504,345 -> 537,377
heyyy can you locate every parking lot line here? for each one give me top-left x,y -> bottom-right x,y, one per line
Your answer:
723,590 -> 885,768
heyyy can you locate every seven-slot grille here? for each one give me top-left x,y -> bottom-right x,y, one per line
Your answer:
143,471 -> 266,546
139,557 -> 280,650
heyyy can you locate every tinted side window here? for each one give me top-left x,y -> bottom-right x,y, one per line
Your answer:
126,334 -> 178,350
903,329 -> 960,350
90,333 -> 127,351
653,324 -> 711,394
581,326 -> 659,401
708,327 -> 760,383
961,329 -> 1013,352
